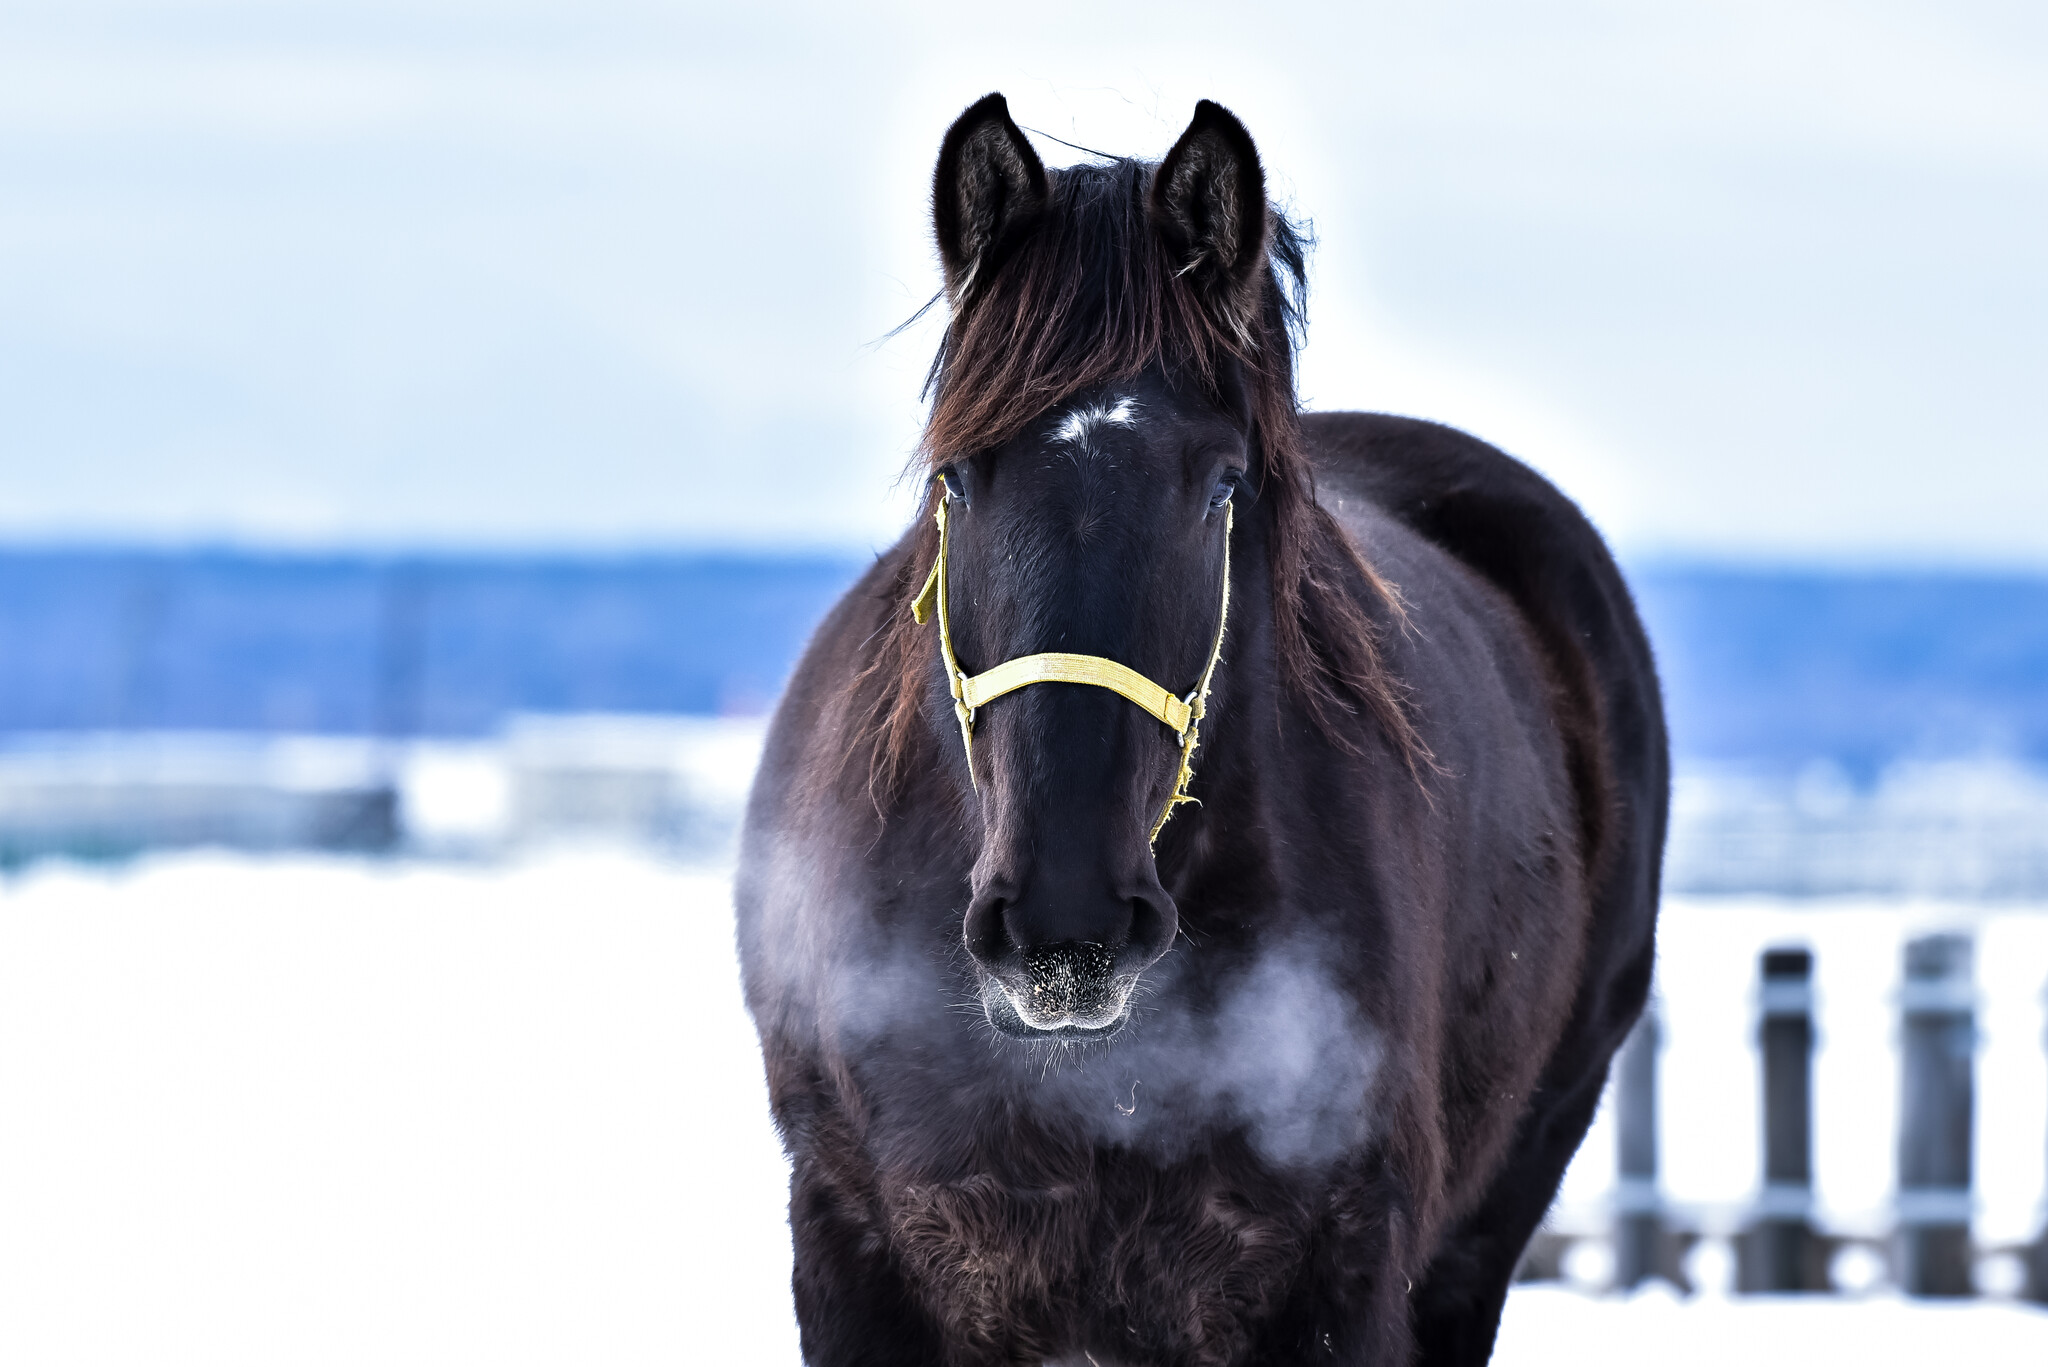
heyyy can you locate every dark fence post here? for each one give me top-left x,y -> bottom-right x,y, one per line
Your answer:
1740,946 -> 1825,1291
2029,978 -> 2048,1305
1613,1000 -> 1662,1289
1896,933 -> 1975,1297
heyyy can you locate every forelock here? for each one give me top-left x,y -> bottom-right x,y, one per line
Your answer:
919,158 -> 1300,466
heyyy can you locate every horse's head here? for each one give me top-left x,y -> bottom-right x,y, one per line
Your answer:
919,95 -> 1282,1041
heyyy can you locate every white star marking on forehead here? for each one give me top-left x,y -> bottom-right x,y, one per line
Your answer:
1051,396 -> 1140,447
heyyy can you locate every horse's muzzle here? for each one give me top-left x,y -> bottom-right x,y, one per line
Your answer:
981,942 -> 1135,1039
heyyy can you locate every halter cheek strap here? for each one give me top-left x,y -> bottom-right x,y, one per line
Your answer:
910,478 -> 1233,845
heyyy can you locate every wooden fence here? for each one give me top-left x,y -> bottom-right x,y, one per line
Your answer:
1525,931 -> 2048,1300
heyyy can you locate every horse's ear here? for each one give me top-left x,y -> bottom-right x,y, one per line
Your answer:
1150,100 -> 1269,340
933,93 -> 1048,305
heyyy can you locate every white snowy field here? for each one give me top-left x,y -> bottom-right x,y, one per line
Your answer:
0,851 -> 797,1365
2,851 -> 2045,1364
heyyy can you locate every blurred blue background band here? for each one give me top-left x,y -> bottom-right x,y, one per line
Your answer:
5,551 -> 2046,777
0,551 -> 861,734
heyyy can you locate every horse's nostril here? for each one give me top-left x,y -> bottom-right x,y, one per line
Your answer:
1126,889 -> 1177,964
962,889 -> 1012,965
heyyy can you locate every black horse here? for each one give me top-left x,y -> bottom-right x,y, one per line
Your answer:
737,94 -> 1666,1367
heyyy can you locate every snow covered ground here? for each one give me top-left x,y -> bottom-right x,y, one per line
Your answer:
2,850 -> 2045,1363
0,851 -> 796,1365
1496,1281 -> 2048,1363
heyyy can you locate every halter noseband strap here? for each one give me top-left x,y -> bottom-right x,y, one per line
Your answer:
910,477 -> 1233,845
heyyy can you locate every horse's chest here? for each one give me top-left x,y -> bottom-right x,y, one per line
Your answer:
883,1162 -> 1313,1367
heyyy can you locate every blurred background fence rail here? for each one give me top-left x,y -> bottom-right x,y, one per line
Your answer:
6,551 -> 2048,880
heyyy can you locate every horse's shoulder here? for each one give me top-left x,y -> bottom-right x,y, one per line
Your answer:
1302,409 -> 1667,943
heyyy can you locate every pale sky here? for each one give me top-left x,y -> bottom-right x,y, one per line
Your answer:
2,1 -> 2044,562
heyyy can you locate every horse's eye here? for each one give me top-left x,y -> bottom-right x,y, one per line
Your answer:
941,469 -> 967,504
1209,473 -> 1241,510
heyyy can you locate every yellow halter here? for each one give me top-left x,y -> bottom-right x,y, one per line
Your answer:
910,477 -> 1233,844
